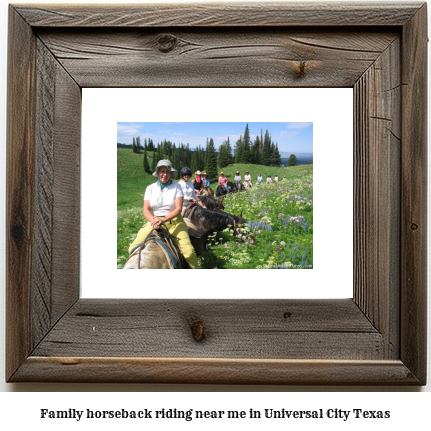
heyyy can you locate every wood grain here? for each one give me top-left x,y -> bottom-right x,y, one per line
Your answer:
6,7 -> 36,382
400,3 -> 428,385
6,2 -> 427,385
12,358 -> 419,385
353,38 -> 401,358
37,29 -> 398,88
31,299 -> 382,359
15,2 -> 424,27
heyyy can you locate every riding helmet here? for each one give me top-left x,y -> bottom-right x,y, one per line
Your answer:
180,167 -> 192,177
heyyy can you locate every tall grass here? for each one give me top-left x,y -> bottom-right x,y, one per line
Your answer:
199,167 -> 313,269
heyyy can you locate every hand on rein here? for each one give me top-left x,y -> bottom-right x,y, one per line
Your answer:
151,216 -> 164,229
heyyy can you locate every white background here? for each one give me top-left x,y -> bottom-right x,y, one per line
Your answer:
81,87 -> 353,299
0,0 -> 430,421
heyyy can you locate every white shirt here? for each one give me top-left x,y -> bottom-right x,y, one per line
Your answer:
144,181 -> 183,216
178,179 -> 199,213
244,174 -> 251,182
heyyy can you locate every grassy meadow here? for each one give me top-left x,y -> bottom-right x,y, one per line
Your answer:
117,149 -> 313,269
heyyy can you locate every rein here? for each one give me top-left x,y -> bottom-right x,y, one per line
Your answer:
184,201 -> 199,220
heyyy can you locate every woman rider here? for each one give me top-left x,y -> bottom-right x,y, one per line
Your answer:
178,166 -> 203,215
128,160 -> 199,269
192,170 -> 203,193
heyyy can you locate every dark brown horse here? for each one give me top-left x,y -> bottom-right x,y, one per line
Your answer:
216,180 -> 238,197
184,202 -> 246,235
199,195 -> 224,210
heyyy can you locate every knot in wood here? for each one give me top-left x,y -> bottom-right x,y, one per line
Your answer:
11,222 -> 26,246
186,314 -> 206,342
157,34 -> 178,53
294,61 -> 307,79
410,223 -> 419,231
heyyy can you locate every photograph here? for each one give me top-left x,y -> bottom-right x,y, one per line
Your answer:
117,122 -> 313,270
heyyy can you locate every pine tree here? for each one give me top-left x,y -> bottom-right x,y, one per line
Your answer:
204,138 -> 218,180
190,150 -> 198,174
197,145 -> 205,171
143,150 -> 151,173
172,144 -> 180,171
262,130 -> 272,166
148,138 -> 154,152
251,135 -> 260,164
234,136 -> 243,163
218,143 -> 231,168
287,153 -> 297,166
156,143 -> 163,161
151,150 -> 157,172
136,136 -> 141,153
225,136 -> 233,164
132,137 -> 137,153
270,142 -> 276,166
271,143 -> 282,167
241,124 -> 251,163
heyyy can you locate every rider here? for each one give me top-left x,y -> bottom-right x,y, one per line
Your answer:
128,160 -> 198,268
178,167 -> 203,215
201,172 -> 211,192
244,171 -> 252,188
234,171 -> 242,191
192,170 -> 203,193
257,173 -> 263,185
218,171 -> 229,192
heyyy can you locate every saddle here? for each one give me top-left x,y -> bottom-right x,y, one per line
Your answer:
125,225 -> 190,269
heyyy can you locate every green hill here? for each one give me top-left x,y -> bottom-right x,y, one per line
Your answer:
117,148 -> 312,210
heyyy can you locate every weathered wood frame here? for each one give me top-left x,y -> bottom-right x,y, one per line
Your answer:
6,2 -> 427,385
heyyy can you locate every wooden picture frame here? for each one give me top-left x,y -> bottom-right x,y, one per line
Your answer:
6,2 -> 427,385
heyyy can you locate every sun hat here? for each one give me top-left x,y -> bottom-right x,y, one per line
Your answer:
195,170 -> 201,175
153,159 -> 177,177
202,172 -> 207,176
220,171 -> 224,175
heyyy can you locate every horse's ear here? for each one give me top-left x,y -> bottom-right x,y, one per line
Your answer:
240,211 -> 243,219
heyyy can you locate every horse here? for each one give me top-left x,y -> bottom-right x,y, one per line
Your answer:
183,202 -> 246,235
123,225 -> 190,269
216,181 -> 238,198
199,195 -> 224,210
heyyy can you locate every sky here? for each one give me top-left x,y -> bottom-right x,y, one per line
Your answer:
117,122 -> 313,155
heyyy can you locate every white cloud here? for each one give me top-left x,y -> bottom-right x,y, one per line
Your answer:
287,122 -> 313,130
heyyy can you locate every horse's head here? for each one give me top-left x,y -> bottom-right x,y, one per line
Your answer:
200,195 -> 224,210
